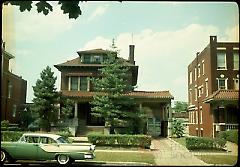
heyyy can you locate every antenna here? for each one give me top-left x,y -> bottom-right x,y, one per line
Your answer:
131,33 -> 133,44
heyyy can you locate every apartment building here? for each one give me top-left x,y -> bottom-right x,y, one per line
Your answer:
1,42 -> 27,124
188,36 -> 239,138
55,45 -> 174,136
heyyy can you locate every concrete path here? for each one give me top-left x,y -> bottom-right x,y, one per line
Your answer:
151,138 -> 210,166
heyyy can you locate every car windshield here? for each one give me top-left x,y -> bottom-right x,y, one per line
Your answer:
56,137 -> 69,143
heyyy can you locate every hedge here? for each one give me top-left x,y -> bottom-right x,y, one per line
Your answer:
1,131 -> 24,142
186,137 -> 226,150
217,130 -> 238,144
87,134 -> 151,148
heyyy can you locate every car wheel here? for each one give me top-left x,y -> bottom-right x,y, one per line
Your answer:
1,150 -> 7,162
57,154 -> 71,165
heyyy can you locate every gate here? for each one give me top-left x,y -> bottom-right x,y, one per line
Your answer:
147,117 -> 161,137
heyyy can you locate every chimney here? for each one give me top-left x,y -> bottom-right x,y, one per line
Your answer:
210,35 -> 217,44
128,45 -> 135,65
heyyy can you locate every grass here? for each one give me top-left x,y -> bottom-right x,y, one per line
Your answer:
87,151 -> 156,165
196,155 -> 238,165
171,137 -> 186,147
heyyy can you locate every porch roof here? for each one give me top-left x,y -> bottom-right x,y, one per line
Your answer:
61,90 -> 174,99
203,89 -> 239,103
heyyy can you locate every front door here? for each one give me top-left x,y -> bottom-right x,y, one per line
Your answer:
147,117 -> 161,137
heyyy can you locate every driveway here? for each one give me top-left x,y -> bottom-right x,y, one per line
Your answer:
151,138 -> 210,166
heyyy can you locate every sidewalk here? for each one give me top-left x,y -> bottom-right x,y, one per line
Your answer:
151,138 -> 210,166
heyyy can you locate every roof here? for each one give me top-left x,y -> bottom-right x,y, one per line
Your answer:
55,57 -> 135,68
23,133 -> 62,140
2,50 -> 14,59
61,90 -> 174,99
77,48 -> 114,54
203,89 -> 239,103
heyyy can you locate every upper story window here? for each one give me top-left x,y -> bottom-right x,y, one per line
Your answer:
8,81 -> 12,98
194,67 -> 197,81
189,71 -> 192,84
69,76 -> 89,91
92,55 -> 103,63
80,77 -> 88,91
205,79 -> 208,97
198,64 -> 201,77
233,78 -> 239,90
217,52 -> 227,70
233,53 -> 239,70
202,60 -> 205,75
70,77 -> 78,91
217,77 -> 227,90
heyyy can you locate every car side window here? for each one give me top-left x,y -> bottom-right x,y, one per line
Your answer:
26,136 -> 39,143
39,137 -> 57,144
48,137 -> 57,144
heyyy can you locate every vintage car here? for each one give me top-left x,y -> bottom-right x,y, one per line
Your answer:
1,133 -> 95,165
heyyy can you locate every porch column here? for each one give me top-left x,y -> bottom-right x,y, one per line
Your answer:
74,102 -> 78,118
167,103 -> 172,137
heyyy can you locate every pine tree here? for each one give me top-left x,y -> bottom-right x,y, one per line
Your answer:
90,43 -> 140,134
32,66 -> 59,132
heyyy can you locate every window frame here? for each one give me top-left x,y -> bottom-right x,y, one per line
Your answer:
233,52 -> 239,70
217,52 -> 227,70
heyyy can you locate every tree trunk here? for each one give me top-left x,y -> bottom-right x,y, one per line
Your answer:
110,125 -> 115,134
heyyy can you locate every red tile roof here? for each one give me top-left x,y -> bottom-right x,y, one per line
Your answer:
203,89 -> 239,103
61,90 -> 174,99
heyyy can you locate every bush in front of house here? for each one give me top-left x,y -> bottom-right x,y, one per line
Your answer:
171,119 -> 185,138
186,137 -> 226,150
1,131 -> 24,142
87,133 -> 151,148
217,130 -> 238,144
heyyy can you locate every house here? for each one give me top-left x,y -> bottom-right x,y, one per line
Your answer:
1,41 -> 27,124
54,45 -> 174,137
188,36 -> 239,138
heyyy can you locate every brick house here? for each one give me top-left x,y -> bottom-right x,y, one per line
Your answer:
1,42 -> 27,124
188,36 -> 239,138
55,45 -> 174,137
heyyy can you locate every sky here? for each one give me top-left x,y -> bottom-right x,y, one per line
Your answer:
2,1 -> 239,104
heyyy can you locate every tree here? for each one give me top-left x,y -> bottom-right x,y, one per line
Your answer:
32,66 -> 59,132
3,1 -> 82,19
173,101 -> 188,113
90,45 -> 140,134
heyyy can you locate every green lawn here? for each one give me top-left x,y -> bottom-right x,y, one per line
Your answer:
196,155 -> 238,165
87,151 -> 155,165
171,137 -> 186,147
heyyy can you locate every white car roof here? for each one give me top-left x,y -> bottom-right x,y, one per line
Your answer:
22,133 -> 62,140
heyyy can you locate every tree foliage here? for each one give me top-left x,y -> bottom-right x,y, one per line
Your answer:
173,101 -> 188,113
32,66 -> 59,132
90,45 -> 142,134
3,1 -> 82,19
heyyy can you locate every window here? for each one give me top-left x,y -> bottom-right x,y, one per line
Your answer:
200,108 -> 203,124
198,64 -> 201,77
12,105 -> 17,117
7,81 -> 12,98
205,80 -> 208,97
83,55 -> 91,63
189,71 -> 192,84
198,87 -> 201,97
92,55 -> 103,63
189,89 -> 192,105
195,87 -> 197,101
70,77 -> 78,90
217,78 -> 227,90
217,52 -> 226,69
195,110 -> 198,124
193,111 -> 195,124
194,67 -> 197,81
233,78 -> 239,90
202,60 -> 205,75
80,77 -> 88,91
233,53 -> 239,70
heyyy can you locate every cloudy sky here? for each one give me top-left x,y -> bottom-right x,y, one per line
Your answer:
2,1 -> 239,103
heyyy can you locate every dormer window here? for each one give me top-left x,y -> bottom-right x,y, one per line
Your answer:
92,55 -> 102,63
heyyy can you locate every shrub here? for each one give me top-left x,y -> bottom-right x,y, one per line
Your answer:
87,134 -> 151,148
1,131 -> 24,142
217,130 -> 238,144
1,120 -> 10,128
186,137 -> 226,150
171,119 -> 185,138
